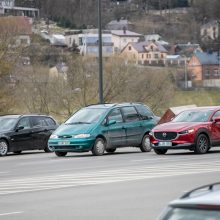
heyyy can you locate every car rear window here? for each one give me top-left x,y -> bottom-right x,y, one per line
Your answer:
45,117 -> 56,126
162,207 -> 220,220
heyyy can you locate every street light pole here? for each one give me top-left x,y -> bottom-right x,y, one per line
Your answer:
98,0 -> 104,104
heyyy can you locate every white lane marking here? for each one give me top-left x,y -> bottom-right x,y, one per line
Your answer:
0,211 -> 23,216
0,160 -> 220,195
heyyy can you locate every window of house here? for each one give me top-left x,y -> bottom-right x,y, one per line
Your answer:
150,45 -> 154,51
142,54 -> 144,59
128,46 -> 132,51
154,54 -> 159,59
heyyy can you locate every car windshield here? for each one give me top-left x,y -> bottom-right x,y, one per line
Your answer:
162,207 -> 220,220
0,117 -> 17,131
65,108 -> 107,124
173,110 -> 213,122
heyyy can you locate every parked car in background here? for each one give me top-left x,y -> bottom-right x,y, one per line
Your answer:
0,114 -> 58,156
48,103 -> 159,157
158,182 -> 220,220
149,106 -> 220,154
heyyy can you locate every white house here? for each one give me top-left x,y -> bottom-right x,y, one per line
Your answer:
111,29 -> 143,53
0,0 -> 39,17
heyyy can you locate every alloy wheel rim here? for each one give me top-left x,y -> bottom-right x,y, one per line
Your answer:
0,142 -> 8,155
96,140 -> 105,154
198,137 -> 208,152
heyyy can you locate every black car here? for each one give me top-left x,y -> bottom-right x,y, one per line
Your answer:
0,114 -> 58,156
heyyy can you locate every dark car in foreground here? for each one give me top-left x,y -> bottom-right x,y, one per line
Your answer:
48,103 -> 159,157
0,114 -> 58,156
149,106 -> 220,154
158,182 -> 220,220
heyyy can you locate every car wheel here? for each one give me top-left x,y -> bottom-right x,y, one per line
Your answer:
44,145 -> 53,153
194,134 -> 209,154
0,139 -> 9,156
154,149 -> 168,155
140,134 -> 151,152
13,151 -> 22,154
92,138 -> 106,156
106,148 -> 116,153
55,151 -> 67,157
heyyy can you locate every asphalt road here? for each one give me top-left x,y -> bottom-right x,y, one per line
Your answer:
0,148 -> 220,220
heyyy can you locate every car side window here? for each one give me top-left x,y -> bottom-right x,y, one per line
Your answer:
122,106 -> 140,122
32,116 -> 48,127
108,108 -> 123,123
17,117 -> 31,129
135,104 -> 153,118
212,111 -> 220,120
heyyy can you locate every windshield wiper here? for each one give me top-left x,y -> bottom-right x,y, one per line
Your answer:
65,122 -> 91,125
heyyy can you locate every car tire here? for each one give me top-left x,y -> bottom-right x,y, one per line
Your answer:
194,134 -> 209,154
106,148 -> 116,153
13,151 -> 22,154
44,145 -> 53,153
55,151 -> 67,157
0,139 -> 9,156
92,138 -> 106,156
154,149 -> 167,155
140,134 -> 151,152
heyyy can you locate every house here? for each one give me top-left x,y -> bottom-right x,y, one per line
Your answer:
77,33 -> 113,57
0,0 -> 39,17
121,41 -> 168,65
145,34 -> 169,46
50,34 -> 67,47
0,16 -> 32,46
188,51 -> 220,84
111,29 -> 143,53
105,19 -> 134,31
200,20 -> 220,41
172,43 -> 202,57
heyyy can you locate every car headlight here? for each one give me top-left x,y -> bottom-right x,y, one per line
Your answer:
149,131 -> 154,136
50,134 -> 59,139
179,129 -> 194,134
73,134 -> 91,138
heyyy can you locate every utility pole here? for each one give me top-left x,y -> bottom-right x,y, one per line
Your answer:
98,0 -> 104,104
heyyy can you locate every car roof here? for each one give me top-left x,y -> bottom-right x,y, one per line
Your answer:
183,106 -> 220,112
86,103 -> 146,109
169,183 -> 220,208
0,114 -> 51,118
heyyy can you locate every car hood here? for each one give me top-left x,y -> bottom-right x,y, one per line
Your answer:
152,122 -> 202,132
53,123 -> 95,136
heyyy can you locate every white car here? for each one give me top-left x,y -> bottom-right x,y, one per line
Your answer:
158,182 -> 220,220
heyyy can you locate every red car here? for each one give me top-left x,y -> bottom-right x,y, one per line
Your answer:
149,107 -> 220,155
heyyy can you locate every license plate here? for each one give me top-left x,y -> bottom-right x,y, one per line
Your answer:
158,142 -> 172,147
58,141 -> 70,145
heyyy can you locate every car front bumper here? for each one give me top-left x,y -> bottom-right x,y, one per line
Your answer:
48,138 -> 95,152
151,142 -> 195,150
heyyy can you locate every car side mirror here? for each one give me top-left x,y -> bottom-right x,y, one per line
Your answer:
214,117 -> 220,123
107,120 -> 116,126
16,126 -> 24,132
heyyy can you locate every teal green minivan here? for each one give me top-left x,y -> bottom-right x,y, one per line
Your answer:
48,103 -> 159,157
